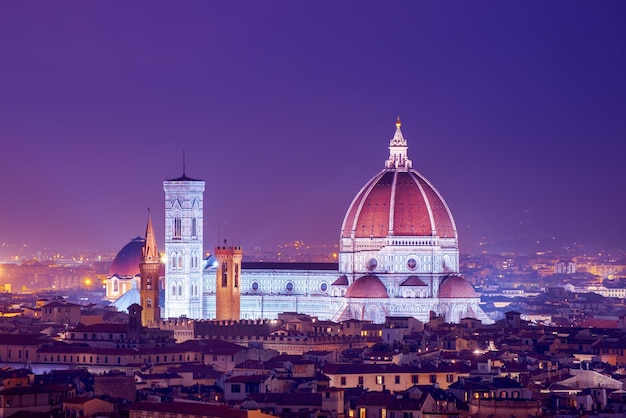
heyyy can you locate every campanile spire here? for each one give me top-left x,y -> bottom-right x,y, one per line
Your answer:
140,209 -> 161,326
385,117 -> 412,169
142,209 -> 158,262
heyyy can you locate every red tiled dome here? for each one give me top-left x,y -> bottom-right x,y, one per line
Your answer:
438,275 -> 478,298
341,170 -> 457,239
345,275 -> 388,298
108,237 -> 144,277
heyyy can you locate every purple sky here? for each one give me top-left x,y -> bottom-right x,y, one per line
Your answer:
1,1 -> 625,255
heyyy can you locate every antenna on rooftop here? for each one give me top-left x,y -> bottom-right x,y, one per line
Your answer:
182,149 -> 186,176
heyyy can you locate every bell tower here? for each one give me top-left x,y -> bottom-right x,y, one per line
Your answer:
140,210 -> 161,326
215,244 -> 243,321
163,172 -> 205,319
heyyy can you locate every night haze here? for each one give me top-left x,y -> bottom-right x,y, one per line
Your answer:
1,1 -> 625,256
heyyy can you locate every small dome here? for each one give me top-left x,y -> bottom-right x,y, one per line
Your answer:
345,275 -> 388,298
438,275 -> 478,298
109,237 -> 145,277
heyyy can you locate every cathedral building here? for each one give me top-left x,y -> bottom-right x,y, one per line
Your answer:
106,119 -> 490,324
201,119 -> 489,324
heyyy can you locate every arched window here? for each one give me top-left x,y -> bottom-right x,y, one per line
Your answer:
174,217 -> 182,240
178,285 -> 183,296
222,262 -> 228,287
234,264 -> 239,288
113,279 -> 119,293
147,297 -> 152,308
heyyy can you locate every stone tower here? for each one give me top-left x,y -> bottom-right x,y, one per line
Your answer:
139,210 -> 161,326
163,172 -> 205,319
127,303 -> 143,344
215,245 -> 243,321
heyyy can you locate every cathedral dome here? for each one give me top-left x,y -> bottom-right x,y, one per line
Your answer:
341,119 -> 457,241
438,275 -> 478,298
109,237 -> 145,277
345,275 -> 388,298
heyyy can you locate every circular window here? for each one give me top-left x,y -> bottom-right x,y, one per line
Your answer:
251,282 -> 259,291
366,258 -> 378,271
320,282 -> 328,292
286,282 -> 294,292
407,257 -> 419,271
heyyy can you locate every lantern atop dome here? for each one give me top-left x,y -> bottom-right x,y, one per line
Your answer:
385,117 -> 412,169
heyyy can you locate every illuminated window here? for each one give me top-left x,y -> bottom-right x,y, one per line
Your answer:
376,375 -> 384,385
174,217 -> 182,239
191,218 -> 197,238
359,408 -> 366,418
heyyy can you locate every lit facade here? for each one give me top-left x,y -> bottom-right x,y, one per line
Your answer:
108,120 -> 490,324
163,174 -> 205,319
200,120 -> 489,324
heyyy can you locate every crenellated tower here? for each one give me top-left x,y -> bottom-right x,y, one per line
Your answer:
139,210 -> 161,326
163,172 -> 205,319
215,245 -> 243,321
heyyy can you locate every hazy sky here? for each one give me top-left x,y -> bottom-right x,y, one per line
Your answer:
1,1 -> 625,255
